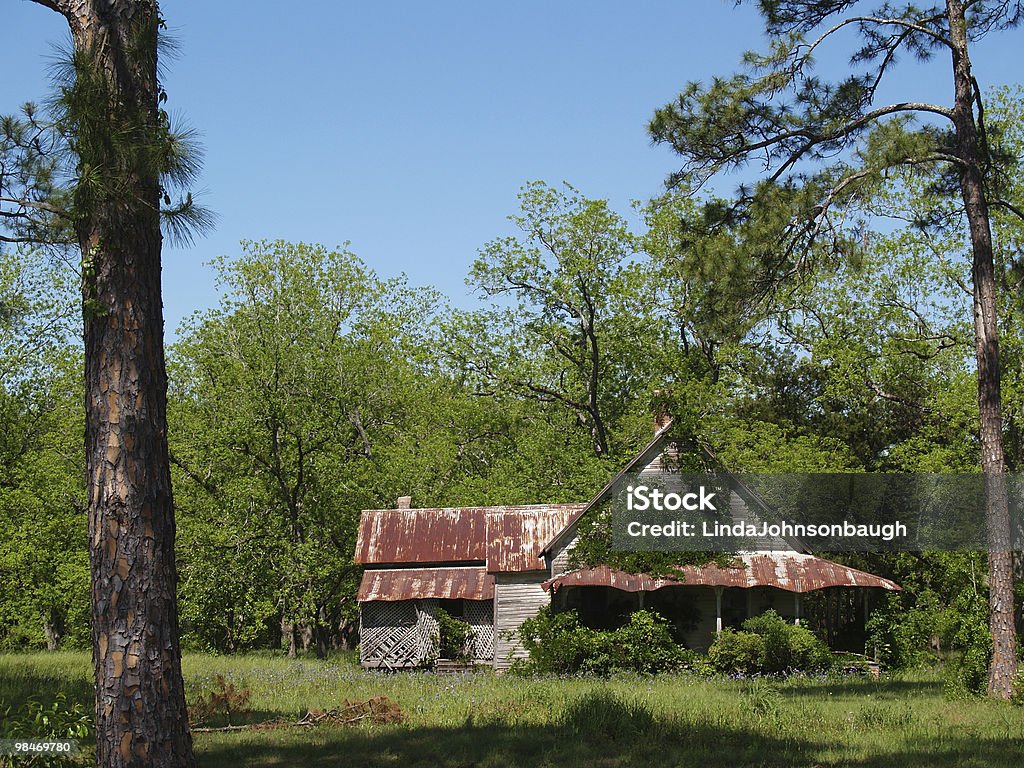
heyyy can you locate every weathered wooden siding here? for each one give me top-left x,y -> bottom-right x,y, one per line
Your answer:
493,573 -> 550,671
550,532 -> 577,577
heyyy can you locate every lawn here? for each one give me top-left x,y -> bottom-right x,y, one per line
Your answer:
2,652 -> 1022,767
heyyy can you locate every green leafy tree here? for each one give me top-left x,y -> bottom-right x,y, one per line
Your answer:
0,353 -> 87,651
453,181 -> 674,460
649,0 -> 1021,697
0,248 -> 86,651
170,241 -> 440,656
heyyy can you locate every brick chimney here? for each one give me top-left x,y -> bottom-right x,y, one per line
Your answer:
652,389 -> 672,435
396,495 -> 412,510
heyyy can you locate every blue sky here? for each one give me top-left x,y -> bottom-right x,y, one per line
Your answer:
3,1 -> 1022,339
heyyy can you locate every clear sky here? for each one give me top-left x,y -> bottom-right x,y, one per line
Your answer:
2,1 -> 1022,339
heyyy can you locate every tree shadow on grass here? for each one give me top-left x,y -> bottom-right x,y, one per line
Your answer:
0,671 -> 92,710
194,722 -> 1024,768
194,701 -> 1023,768
195,720 -> 811,768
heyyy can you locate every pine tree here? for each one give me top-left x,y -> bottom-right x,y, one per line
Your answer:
649,0 -> 1021,697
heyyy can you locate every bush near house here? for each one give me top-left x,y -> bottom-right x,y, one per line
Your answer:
515,608 -> 838,677
707,610 -> 833,675
434,608 -> 475,662
513,607 -> 691,676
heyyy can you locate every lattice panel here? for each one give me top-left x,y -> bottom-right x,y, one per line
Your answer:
361,598 -> 497,667
415,599 -> 440,661
465,600 -> 494,660
360,600 -> 426,668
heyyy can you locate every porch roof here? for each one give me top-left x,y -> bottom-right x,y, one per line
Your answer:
357,567 -> 495,602
543,553 -> 901,594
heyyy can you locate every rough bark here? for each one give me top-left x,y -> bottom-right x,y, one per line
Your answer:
281,616 -> 298,658
27,0 -> 198,762
42,609 -> 64,651
947,0 -> 1017,699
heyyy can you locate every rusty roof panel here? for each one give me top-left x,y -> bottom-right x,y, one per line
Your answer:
353,508 -> 488,564
544,553 -> 900,594
354,504 -> 584,568
486,506 -> 584,573
357,567 -> 495,602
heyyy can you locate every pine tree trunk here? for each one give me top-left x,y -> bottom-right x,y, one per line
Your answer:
28,0 -> 198,763
948,0 -> 1018,699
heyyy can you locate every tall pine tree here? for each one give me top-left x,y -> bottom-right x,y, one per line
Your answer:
649,0 -> 1021,697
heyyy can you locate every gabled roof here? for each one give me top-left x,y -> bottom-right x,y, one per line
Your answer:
353,503 -> 585,574
540,418 -> 678,559
354,507 -> 488,565
540,418 -> 812,558
544,554 -> 901,594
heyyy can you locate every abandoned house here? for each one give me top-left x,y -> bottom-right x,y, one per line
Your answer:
353,418 -> 901,669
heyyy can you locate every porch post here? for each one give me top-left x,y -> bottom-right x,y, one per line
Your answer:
794,592 -> 802,626
746,589 -> 754,619
715,587 -> 724,634
638,591 -> 645,610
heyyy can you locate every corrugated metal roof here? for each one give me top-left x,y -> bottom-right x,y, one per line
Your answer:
354,504 -> 584,570
357,567 -> 495,601
543,553 -> 901,594
353,508 -> 488,564
486,506 -> 583,573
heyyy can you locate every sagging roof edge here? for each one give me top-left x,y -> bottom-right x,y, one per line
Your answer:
542,556 -> 901,595
357,567 -> 495,602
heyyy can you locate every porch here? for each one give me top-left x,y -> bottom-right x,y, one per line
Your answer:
543,554 -> 901,653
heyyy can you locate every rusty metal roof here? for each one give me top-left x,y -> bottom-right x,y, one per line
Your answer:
354,504 -> 584,570
486,506 -> 583,573
353,508 -> 488,564
543,553 -> 901,594
357,567 -> 495,601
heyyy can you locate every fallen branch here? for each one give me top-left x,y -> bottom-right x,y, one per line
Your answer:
188,695 -> 405,732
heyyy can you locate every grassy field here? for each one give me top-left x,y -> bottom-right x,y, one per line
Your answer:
2,651 -> 1023,767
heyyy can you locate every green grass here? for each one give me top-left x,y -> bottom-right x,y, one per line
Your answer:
2,652 -> 1023,767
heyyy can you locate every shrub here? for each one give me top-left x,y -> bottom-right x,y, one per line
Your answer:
865,591 -> 944,669
1,693 -> 92,766
707,628 -> 764,673
513,607 -> 686,676
942,592 -> 992,699
609,610 -> 688,674
516,610 -> 610,675
434,607 -> 475,662
707,610 -> 832,675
